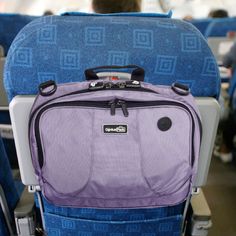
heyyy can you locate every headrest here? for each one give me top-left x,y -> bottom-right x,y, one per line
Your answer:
190,18 -> 213,36
0,13 -> 37,56
4,13 -> 220,101
205,18 -> 236,37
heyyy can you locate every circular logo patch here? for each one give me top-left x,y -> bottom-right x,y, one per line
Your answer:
157,117 -> 172,131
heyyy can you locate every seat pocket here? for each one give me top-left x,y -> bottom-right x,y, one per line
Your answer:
44,212 -> 183,236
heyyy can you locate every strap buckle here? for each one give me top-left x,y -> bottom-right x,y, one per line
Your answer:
171,83 -> 190,96
39,80 -> 57,96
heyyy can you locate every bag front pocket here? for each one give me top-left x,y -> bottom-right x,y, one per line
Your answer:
138,106 -> 193,196
39,107 -> 93,195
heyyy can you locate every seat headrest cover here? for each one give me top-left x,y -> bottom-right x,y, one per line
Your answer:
0,14 -> 37,56
4,14 -> 220,101
189,18 -> 213,36
61,11 -> 173,18
205,18 -> 236,37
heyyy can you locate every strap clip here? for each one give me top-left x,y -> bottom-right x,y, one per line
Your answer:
39,80 -> 57,96
171,83 -> 190,96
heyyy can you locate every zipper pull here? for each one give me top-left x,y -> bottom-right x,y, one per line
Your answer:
117,100 -> 129,117
117,82 -> 126,89
105,82 -> 114,89
109,100 -> 116,116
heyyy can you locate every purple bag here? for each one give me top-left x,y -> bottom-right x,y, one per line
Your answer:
29,66 -> 202,208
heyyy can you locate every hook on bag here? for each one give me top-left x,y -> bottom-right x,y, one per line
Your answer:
39,80 -> 57,96
171,83 -> 190,96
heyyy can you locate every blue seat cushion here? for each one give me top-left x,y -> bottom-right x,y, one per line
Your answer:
0,110 -> 10,124
4,13 -> 220,100
0,110 -> 18,168
0,136 -> 19,213
0,136 -> 22,236
0,210 -> 9,236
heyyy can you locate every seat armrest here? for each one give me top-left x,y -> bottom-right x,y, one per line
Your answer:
191,189 -> 211,221
190,189 -> 212,235
14,187 -> 34,218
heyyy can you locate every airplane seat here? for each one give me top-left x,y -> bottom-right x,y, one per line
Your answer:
0,14 -> 38,56
227,71 -> 236,110
189,18 -> 213,36
205,18 -> 236,38
5,13 -> 220,236
0,14 -> 38,170
0,44 -> 17,168
0,134 -> 25,235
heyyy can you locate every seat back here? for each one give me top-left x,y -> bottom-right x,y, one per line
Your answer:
0,49 -> 16,167
0,13 -> 37,56
6,13 -> 220,235
0,14 -> 37,173
190,18 -> 213,36
6,12 -> 221,184
4,13 -> 220,102
0,61 -> 17,169
228,71 -> 236,107
205,18 -> 236,38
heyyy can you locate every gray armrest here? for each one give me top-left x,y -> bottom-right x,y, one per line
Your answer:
14,187 -> 34,218
191,189 -> 211,221
190,189 -> 212,236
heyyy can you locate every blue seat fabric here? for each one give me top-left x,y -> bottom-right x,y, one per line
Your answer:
44,213 -> 182,236
228,71 -> 236,109
0,110 -> 18,168
205,18 -> 236,37
0,135 -> 22,235
0,210 -> 8,236
190,18 -> 213,36
0,110 -> 10,124
4,14 -> 220,101
37,196 -> 184,236
0,13 -> 37,56
4,13 -> 220,235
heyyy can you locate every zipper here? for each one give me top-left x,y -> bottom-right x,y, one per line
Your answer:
117,100 -> 129,117
109,100 -> 116,116
33,99 -> 200,169
29,86 -> 158,127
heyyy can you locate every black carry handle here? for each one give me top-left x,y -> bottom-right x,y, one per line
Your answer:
85,65 -> 145,82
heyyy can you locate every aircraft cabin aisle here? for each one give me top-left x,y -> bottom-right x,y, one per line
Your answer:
204,158 -> 236,236
0,1 -> 236,236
